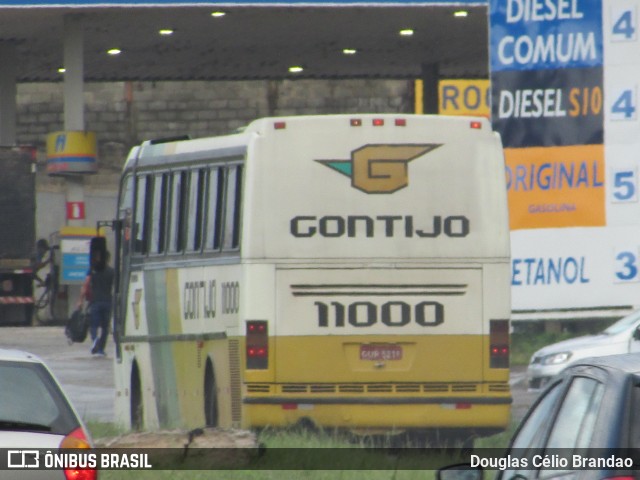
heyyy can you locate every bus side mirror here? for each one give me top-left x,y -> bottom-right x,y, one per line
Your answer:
90,237 -> 107,271
633,327 -> 640,342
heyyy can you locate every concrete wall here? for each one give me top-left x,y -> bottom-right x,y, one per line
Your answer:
21,79 -> 413,173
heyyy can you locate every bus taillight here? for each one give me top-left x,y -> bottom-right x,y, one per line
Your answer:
490,319 -> 509,368
246,320 -> 268,369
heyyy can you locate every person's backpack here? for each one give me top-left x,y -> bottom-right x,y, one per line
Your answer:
65,308 -> 89,344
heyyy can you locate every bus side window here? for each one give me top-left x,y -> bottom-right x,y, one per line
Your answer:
223,164 -> 243,251
133,174 -> 154,255
206,167 -> 224,251
187,168 -> 206,252
168,171 -> 188,254
150,173 -> 169,255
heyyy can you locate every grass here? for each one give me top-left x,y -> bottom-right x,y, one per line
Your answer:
86,420 -> 519,480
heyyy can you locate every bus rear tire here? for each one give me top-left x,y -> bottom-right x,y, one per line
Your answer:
131,360 -> 143,431
204,358 -> 219,427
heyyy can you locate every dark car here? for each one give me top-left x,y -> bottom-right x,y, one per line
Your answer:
440,353 -> 640,480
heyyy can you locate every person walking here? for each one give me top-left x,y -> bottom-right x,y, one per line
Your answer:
88,251 -> 114,357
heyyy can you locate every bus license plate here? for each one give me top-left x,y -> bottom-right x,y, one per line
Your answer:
360,344 -> 402,361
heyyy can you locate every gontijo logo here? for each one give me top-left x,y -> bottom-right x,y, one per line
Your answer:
316,144 -> 441,194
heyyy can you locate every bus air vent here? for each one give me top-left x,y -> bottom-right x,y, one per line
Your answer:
423,384 -> 449,393
339,385 -> 365,393
310,385 -> 336,393
246,384 -> 271,393
367,384 -> 393,393
451,384 -> 477,393
282,385 -> 308,393
396,384 -> 420,393
228,339 -> 243,424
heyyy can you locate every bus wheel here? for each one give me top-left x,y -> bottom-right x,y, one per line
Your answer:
204,358 -> 219,427
130,360 -> 143,431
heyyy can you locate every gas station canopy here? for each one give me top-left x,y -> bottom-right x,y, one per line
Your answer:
0,3 -> 489,82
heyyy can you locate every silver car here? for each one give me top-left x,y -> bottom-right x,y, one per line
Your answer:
0,348 -> 96,479
527,310 -> 640,389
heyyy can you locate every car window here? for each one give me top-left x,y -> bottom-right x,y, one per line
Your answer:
511,382 -> 563,451
545,377 -> 604,450
0,362 -> 80,435
632,380 -> 640,448
499,382 -> 563,480
603,311 -> 640,335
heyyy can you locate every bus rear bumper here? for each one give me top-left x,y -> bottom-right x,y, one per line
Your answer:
243,396 -> 512,431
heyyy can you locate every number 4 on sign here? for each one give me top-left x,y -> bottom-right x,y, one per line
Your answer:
612,8 -> 637,41
611,89 -> 637,120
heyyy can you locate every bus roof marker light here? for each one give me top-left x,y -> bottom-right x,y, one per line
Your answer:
107,48 -> 122,56
288,66 -> 304,74
350,119 -> 362,127
372,119 -> 384,126
399,29 -> 414,37
470,121 -> 482,129
159,29 -> 174,36
274,121 -> 286,130
211,11 -> 226,17
454,10 -> 468,17
395,119 -> 406,126
343,48 -> 357,55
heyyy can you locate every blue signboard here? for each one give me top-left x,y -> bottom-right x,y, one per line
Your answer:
492,66 -> 603,148
0,0 -> 486,4
490,0 -> 603,72
62,252 -> 90,282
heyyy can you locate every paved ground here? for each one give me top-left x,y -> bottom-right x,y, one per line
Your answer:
0,326 -> 114,423
0,326 -> 538,425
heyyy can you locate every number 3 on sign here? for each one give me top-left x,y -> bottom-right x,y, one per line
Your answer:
610,88 -> 637,121
611,7 -> 637,41
614,250 -> 640,283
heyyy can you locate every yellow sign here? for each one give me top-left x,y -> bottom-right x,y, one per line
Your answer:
506,145 -> 605,230
439,79 -> 490,117
46,131 -> 97,175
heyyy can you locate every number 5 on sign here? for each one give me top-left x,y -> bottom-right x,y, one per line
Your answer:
611,7 -> 637,42
614,250 -> 640,283
611,169 -> 638,203
610,88 -> 637,120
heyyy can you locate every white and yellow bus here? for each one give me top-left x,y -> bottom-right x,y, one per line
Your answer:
110,114 -> 511,444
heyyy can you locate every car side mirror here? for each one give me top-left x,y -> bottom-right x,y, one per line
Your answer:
437,464 -> 483,480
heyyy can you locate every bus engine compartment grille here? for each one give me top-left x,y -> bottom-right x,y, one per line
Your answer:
244,383 -> 495,395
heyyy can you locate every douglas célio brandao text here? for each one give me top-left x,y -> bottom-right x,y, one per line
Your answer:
470,454 -> 634,470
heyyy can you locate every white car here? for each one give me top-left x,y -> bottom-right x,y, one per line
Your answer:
527,310 -> 640,390
0,349 -> 96,479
